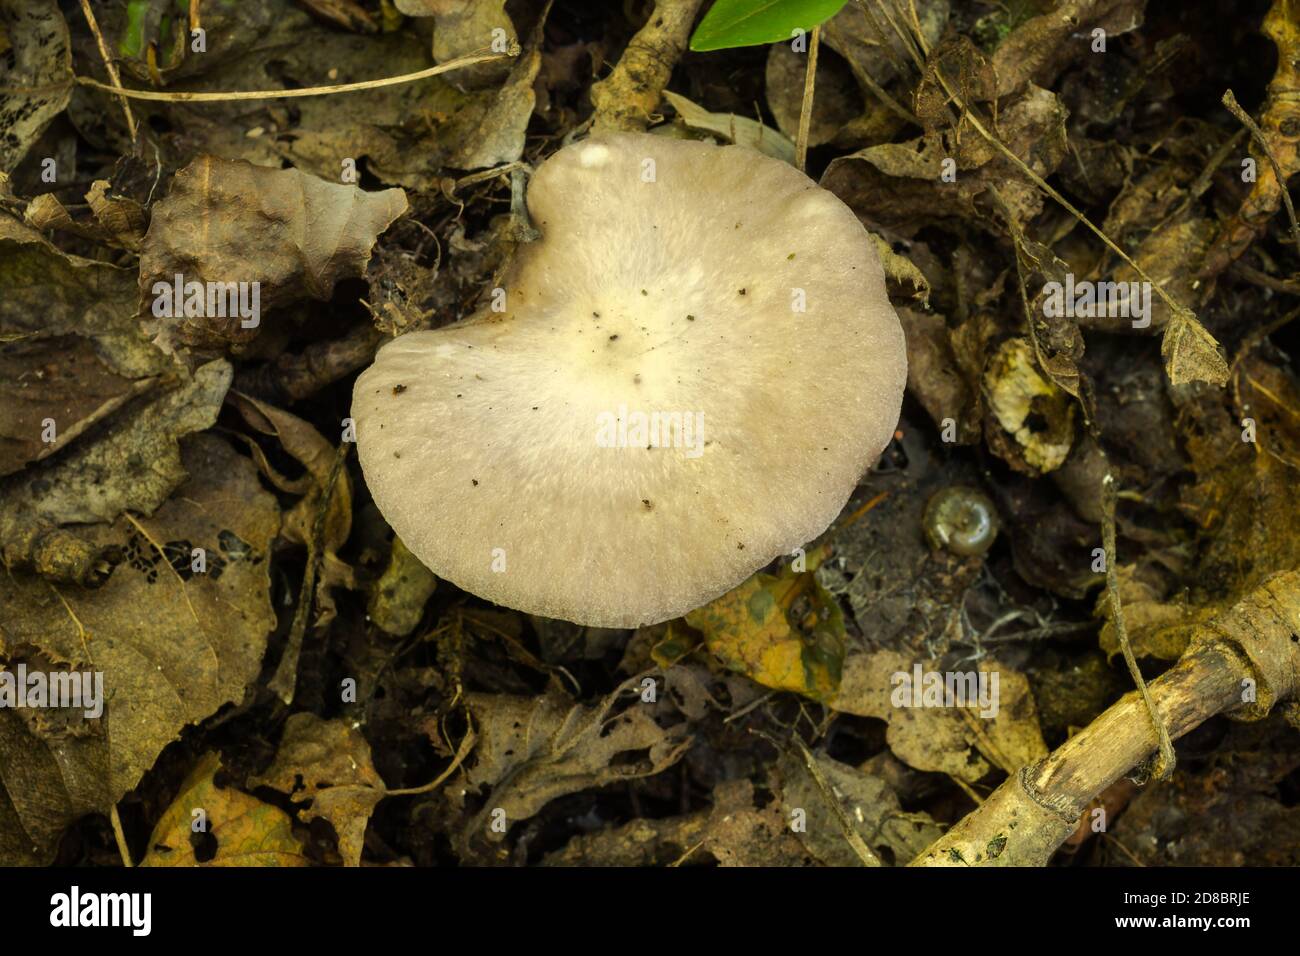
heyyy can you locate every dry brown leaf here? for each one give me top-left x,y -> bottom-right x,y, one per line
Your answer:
1162,311 -> 1229,387
0,0 -> 72,173
0,435 -> 279,864
138,157 -> 407,354
454,679 -> 691,854
141,752 -> 308,867
778,749 -> 943,866
249,713 -> 385,866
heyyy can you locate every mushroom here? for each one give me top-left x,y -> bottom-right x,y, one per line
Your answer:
352,132 -> 906,628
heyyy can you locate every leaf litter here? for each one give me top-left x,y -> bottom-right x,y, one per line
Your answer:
0,0 -> 1299,869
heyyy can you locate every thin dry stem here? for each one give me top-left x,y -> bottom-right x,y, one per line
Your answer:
75,47 -> 514,103
78,0 -> 137,141
796,26 -> 821,173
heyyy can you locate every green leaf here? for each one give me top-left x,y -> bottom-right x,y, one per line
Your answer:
689,0 -> 850,52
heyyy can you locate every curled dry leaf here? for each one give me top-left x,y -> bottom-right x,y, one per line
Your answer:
899,309 -> 978,444
662,90 -> 795,164
983,337 -> 1077,475
446,23 -> 540,170
991,0 -> 1146,97
138,156 -> 408,354
1162,310 -> 1229,388
821,85 -> 1069,234
394,0 -> 516,87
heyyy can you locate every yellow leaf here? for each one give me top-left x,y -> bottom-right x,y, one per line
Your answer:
141,753 -> 308,867
686,559 -> 845,702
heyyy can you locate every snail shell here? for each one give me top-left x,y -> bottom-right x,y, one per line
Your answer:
923,486 -> 999,556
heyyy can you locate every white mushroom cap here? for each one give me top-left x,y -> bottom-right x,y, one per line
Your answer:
352,132 -> 906,628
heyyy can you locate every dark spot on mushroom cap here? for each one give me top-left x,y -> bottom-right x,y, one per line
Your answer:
640,289 -> 648,295
738,288 -> 746,295
686,314 -> 695,321
642,499 -> 652,510
392,384 -> 407,395
472,479 -> 479,486
737,542 -> 745,550
609,334 -> 619,341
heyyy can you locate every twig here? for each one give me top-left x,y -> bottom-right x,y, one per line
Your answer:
855,66 -> 922,127
78,0 -> 137,141
384,724 -> 476,797
269,442 -> 350,704
930,63 -> 1196,326
1101,474 -> 1175,780
110,804 -> 133,867
795,26 -> 820,173
1232,259 -> 1300,296
75,47 -> 514,103
912,570 -> 1300,866
792,737 -> 880,866
1174,127 -> 1247,220
1223,89 -> 1300,253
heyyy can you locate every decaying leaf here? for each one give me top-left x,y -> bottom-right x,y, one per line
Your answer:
0,0 -> 72,173
686,552 -> 846,703
899,307 -> 979,443
832,650 -> 1047,783
765,41 -> 862,147
1162,310 -> 1229,388
662,90 -> 796,164
453,679 -> 691,853
991,0 -> 1145,97
542,778 -> 814,867
393,0 -> 516,87
249,713 -> 385,867
0,361 -> 230,530
778,749 -> 942,866
983,337 -> 1077,474
0,435 -> 279,864
1201,0 -> 1300,278
141,752 -> 308,867
821,85 -> 1069,234
138,157 -> 408,354
445,27 -> 540,170
0,214 -> 165,380
367,534 -> 438,636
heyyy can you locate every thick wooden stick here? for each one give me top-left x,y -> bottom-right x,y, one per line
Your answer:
911,571 -> 1300,866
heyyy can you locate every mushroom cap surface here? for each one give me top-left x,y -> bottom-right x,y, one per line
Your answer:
352,132 -> 906,627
